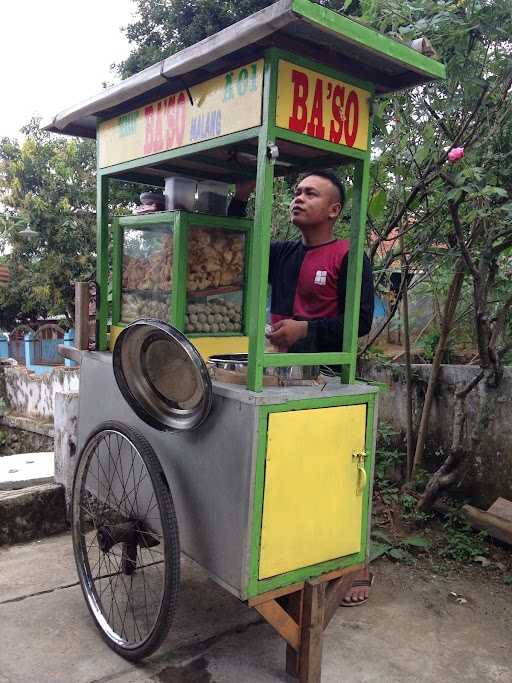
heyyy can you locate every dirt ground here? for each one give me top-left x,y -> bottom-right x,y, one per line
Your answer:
1,532 -> 511,682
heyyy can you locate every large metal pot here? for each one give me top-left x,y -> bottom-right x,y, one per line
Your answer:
208,353 -> 320,381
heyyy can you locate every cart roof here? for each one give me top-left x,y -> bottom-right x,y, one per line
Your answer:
44,0 -> 445,139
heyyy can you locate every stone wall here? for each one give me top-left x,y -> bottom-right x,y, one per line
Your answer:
0,423 -> 53,456
363,362 -> 512,507
0,361 -> 79,420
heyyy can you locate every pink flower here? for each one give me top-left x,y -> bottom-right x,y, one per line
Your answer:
448,147 -> 465,162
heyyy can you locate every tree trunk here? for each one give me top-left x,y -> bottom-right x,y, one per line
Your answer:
400,237 -> 414,482
410,262 -> 465,481
417,369 -> 495,512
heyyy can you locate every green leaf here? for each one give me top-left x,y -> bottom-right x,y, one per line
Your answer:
368,189 -> 387,219
389,547 -> 414,562
446,188 -> 463,202
401,535 -> 432,549
343,0 -> 353,10
481,186 -> 508,198
504,576 -> 512,586
369,541 -> 391,562
414,146 -> 430,165
371,529 -> 394,544
372,115 -> 385,134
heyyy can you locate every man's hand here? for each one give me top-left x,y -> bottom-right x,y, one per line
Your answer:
267,319 -> 308,352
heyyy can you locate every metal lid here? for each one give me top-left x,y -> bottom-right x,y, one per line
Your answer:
113,319 -> 212,432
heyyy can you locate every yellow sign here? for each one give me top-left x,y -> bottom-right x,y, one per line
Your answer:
98,60 -> 264,168
276,60 -> 370,151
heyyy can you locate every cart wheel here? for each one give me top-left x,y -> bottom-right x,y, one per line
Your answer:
71,420 -> 179,660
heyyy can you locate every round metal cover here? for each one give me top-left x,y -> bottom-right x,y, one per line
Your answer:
113,319 -> 212,431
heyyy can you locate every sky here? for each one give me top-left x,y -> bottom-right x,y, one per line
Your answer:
0,0 -> 136,140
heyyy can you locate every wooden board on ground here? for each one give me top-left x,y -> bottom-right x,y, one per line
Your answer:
487,497 -> 512,522
463,504 -> 512,546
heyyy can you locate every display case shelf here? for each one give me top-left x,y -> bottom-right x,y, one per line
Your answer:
122,289 -> 171,298
188,286 -> 241,298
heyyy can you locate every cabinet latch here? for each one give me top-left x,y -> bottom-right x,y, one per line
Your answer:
352,450 -> 367,496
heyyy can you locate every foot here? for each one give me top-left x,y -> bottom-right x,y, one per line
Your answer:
340,567 -> 373,607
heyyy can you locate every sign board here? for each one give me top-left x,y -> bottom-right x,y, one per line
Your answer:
98,60 -> 264,168
276,60 -> 370,151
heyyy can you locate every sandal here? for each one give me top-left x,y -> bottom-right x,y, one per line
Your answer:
340,572 -> 374,607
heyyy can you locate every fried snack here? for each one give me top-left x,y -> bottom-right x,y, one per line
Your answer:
187,229 -> 244,292
122,232 -> 173,292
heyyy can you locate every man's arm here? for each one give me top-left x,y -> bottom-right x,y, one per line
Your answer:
305,254 -> 374,352
227,196 -> 248,218
227,180 -> 255,217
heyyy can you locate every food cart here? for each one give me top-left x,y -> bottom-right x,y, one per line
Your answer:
46,1 -> 444,679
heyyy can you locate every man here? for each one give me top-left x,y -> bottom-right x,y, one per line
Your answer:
229,170 -> 374,605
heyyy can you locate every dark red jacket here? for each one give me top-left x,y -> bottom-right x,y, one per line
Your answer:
229,198 -> 374,353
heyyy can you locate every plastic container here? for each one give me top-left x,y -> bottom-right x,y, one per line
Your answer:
196,180 -> 229,215
164,176 -> 197,212
140,192 -> 165,208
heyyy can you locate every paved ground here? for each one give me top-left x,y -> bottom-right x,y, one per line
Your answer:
1,533 -> 511,682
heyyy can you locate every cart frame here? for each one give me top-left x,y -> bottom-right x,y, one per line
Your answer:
45,1 -> 445,678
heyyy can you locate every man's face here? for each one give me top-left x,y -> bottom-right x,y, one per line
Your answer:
289,175 -> 342,229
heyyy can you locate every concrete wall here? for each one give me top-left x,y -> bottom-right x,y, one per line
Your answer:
362,362 -> 512,507
53,392 -> 79,511
1,362 -> 79,420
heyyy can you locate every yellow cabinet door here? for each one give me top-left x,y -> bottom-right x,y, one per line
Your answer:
259,405 -> 367,579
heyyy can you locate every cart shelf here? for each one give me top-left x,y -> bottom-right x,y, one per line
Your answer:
122,288 -> 170,298
188,286 -> 242,298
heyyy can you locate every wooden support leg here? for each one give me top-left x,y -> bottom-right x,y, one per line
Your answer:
250,567 -> 362,681
285,590 -> 303,678
299,581 -> 326,683
254,599 -> 301,651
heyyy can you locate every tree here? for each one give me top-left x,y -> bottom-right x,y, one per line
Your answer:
358,0 -> 512,507
115,0 -> 362,78
0,120 -> 137,326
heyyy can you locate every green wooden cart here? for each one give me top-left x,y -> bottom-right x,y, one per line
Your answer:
46,1 -> 444,679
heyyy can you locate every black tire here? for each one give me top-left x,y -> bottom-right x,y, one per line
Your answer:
71,420 -> 180,660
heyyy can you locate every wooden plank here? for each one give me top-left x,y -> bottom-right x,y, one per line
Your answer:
299,581 -> 326,683
57,344 -> 82,365
463,504 -> 512,546
285,590 -> 303,678
254,599 -> 301,652
248,564 -> 363,607
248,581 -> 304,607
309,563 -> 364,586
487,497 -> 512,522
75,282 -> 91,350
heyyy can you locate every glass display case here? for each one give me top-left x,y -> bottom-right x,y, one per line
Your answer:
185,226 -> 245,335
120,225 -> 173,323
112,214 -> 249,338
